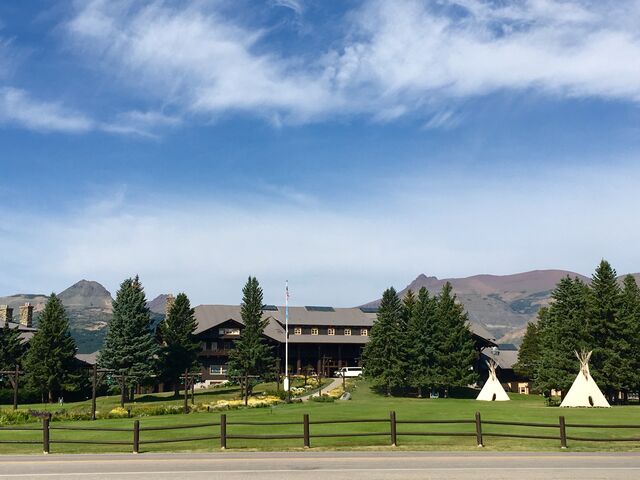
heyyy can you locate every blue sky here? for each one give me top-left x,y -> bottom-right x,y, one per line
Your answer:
1,0 -> 639,305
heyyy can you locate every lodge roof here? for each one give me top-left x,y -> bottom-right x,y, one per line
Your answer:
481,346 -> 519,370
193,304 -> 496,346
2,321 -> 37,342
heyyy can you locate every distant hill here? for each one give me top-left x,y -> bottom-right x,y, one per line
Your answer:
0,281 -> 169,354
363,270 -> 640,344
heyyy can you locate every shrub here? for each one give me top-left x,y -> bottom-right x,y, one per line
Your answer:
309,394 -> 335,403
108,407 -> 130,419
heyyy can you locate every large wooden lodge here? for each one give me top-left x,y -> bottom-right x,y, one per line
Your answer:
192,303 -> 497,384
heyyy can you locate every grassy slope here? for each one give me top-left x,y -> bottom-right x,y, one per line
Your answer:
2,381 -> 640,454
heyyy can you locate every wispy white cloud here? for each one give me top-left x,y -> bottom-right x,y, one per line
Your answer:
334,0 -> 640,103
66,0 -> 337,123
0,87 -> 94,133
61,0 -> 640,129
100,110 -> 181,138
2,161 -> 639,305
270,0 -> 304,15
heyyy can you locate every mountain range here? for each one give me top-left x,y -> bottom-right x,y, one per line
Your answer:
0,280 -> 168,353
2,269 -> 639,353
363,269 -> 640,344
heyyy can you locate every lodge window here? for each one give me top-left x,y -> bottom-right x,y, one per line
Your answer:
360,328 -> 368,336
210,365 -> 228,375
327,327 -> 335,335
294,327 -> 302,335
219,327 -> 240,336
311,327 -> 319,335
344,328 -> 351,336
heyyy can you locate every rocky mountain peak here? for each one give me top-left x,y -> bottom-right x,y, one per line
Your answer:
58,280 -> 113,310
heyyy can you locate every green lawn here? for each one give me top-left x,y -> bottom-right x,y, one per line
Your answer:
2,381 -> 640,454
7,377 -> 330,417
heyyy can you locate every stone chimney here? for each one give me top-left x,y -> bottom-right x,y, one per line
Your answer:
19,303 -> 34,328
0,305 -> 13,326
165,294 -> 175,316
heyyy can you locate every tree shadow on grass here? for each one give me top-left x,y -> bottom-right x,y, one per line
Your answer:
134,386 -> 242,404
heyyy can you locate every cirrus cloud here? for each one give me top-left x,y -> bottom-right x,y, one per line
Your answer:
63,0 -> 640,128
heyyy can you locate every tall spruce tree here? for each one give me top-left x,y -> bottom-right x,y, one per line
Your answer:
362,287 -> 405,396
406,287 -> 438,397
23,294 -> 78,402
159,293 -> 200,396
513,321 -> 540,384
398,290 -> 416,388
227,277 -> 274,405
586,260 -> 622,399
99,276 -> 159,400
434,282 -> 476,393
535,276 -> 589,396
618,275 -> 640,397
0,321 -> 24,371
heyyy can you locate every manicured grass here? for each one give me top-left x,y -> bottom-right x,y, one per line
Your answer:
8,377 -> 329,417
2,381 -> 640,454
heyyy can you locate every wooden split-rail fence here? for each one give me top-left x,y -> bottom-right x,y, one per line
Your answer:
2,412 -> 640,454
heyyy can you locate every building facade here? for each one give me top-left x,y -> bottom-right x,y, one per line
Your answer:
193,304 -> 497,384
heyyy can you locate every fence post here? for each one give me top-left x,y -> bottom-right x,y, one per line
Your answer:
475,412 -> 484,447
133,420 -> 140,454
303,414 -> 310,449
220,414 -> 227,450
390,411 -> 397,447
559,416 -> 567,449
42,413 -> 50,455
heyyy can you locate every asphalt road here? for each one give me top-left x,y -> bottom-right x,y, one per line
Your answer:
0,452 -> 639,479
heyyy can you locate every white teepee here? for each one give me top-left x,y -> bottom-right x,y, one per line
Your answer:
476,359 -> 510,401
560,351 -> 610,408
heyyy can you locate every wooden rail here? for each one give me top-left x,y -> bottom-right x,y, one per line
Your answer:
2,411 -> 640,453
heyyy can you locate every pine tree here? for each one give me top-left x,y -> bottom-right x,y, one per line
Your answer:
362,287 -> 405,396
513,321 -> 540,383
535,276 -> 589,396
23,294 -> 78,402
618,275 -> 640,397
406,287 -> 438,397
0,322 -> 24,371
435,282 -> 476,393
227,277 -> 274,405
397,290 -> 416,389
99,276 -> 159,400
159,293 -> 200,396
586,260 -> 622,399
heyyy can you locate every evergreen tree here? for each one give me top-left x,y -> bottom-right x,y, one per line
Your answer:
99,276 -> 159,400
586,260 -> 622,399
159,293 -> 200,396
363,287 -> 404,395
535,276 -> 589,396
397,289 -> 416,388
434,282 -> 476,393
0,321 -> 24,371
513,321 -> 540,384
227,277 -> 274,405
23,294 -> 78,402
401,289 -> 416,326
406,287 -> 438,397
618,275 -> 640,397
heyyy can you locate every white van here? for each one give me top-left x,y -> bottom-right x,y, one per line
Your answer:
336,367 -> 363,378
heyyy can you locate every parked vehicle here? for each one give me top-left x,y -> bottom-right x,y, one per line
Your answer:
336,367 -> 363,378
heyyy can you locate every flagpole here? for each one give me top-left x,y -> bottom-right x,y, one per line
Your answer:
284,280 -> 290,401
